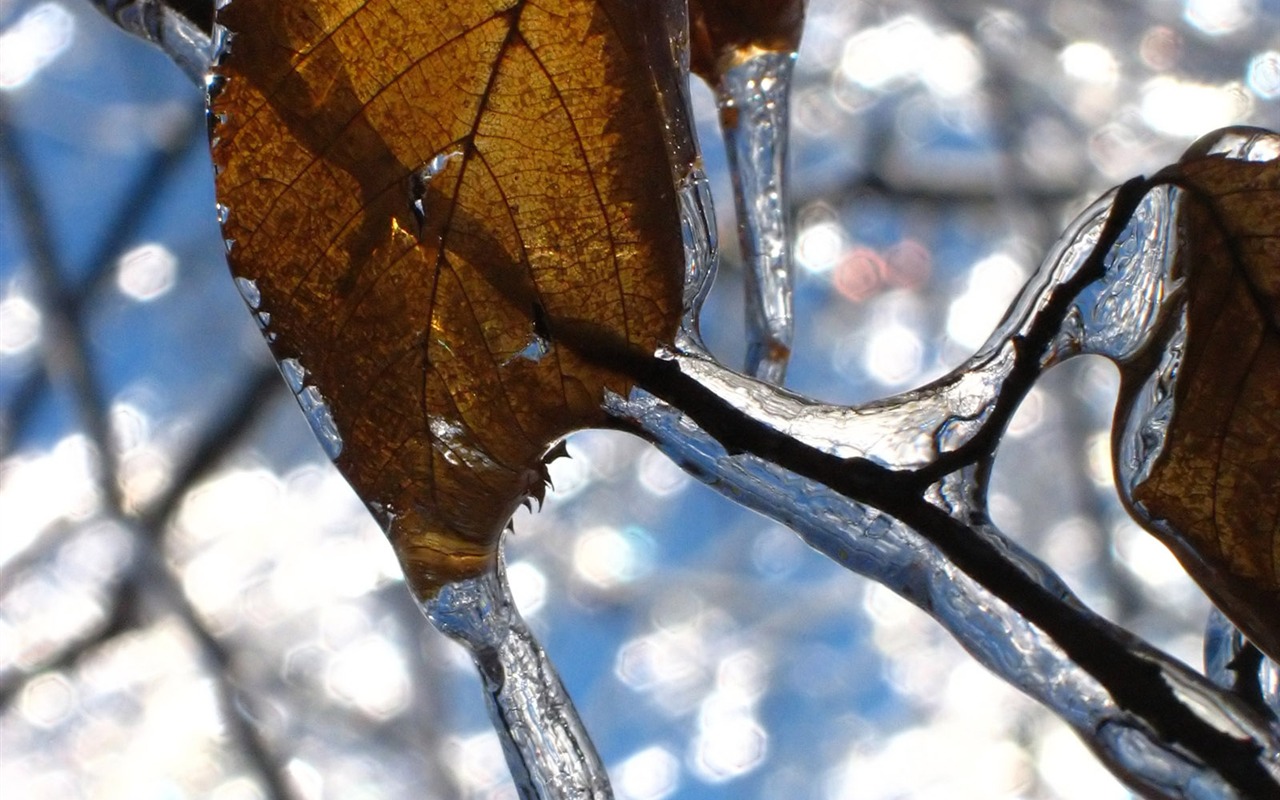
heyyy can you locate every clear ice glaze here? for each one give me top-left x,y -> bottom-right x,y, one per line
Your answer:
420,560 -> 612,800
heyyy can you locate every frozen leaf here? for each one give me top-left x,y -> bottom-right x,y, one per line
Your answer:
1117,127 -> 1280,661
209,0 -> 685,596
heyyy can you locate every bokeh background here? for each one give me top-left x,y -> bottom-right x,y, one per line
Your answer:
1,0 -> 1277,798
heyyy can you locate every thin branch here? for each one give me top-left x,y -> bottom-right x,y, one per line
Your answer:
0,576 -> 140,709
0,97 -> 126,514
2,95 -> 295,797
1,111 -> 205,460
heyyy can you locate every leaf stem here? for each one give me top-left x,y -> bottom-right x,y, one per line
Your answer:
419,559 -> 613,800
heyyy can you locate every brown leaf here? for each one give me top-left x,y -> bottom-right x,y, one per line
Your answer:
688,0 -> 806,83
210,0 -> 685,596
1117,127 -> 1280,661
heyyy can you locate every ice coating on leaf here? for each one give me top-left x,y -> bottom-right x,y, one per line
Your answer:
274,355 -> 344,460
279,357 -> 306,394
1114,310 -> 1185,491
1061,186 -> 1182,363
629,1 -> 726,355
676,166 -> 719,345
420,560 -> 611,798
233,275 -> 259,310
408,148 -> 463,233
428,417 -> 502,472
296,385 -> 343,460
505,331 -> 551,366
717,50 -> 796,384
1189,126 -> 1280,162
1108,128 -> 1280,662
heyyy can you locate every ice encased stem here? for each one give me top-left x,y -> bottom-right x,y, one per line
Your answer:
661,189 -> 1121,474
606,384 -> 1278,798
716,51 -> 797,384
610,185 -> 1280,796
420,561 -> 611,800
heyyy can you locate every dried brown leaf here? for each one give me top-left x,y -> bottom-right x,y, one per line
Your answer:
1118,127 -> 1280,660
210,0 -> 685,595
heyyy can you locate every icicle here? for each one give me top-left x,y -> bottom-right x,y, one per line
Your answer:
716,50 -> 797,384
419,558 -> 612,799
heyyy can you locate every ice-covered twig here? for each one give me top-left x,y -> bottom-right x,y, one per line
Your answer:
606,180 -> 1280,796
656,186 -> 1126,481
605,384 -> 1280,799
420,560 -> 612,800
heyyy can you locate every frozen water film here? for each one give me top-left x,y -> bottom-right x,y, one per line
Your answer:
676,166 -> 719,345
634,0 -> 721,351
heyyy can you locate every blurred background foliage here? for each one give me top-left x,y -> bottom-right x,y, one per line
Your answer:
1,0 -> 1277,798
